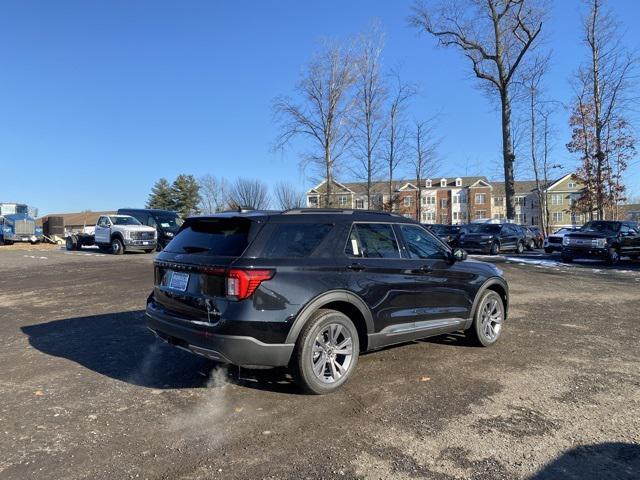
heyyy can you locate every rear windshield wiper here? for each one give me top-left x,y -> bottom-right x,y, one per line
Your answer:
181,246 -> 209,253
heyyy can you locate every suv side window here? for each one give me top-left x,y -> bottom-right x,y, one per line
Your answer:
399,224 -> 448,260
345,223 -> 400,259
147,216 -> 157,228
262,223 -> 333,258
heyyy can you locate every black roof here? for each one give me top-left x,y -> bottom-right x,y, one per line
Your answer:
118,208 -> 179,215
188,208 -> 416,224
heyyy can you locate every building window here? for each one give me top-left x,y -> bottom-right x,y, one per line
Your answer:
453,211 -> 459,220
455,178 -> 462,187
475,193 -> 486,204
551,194 -> 563,205
426,211 -> 435,221
421,196 -> 426,206
493,196 -> 504,206
452,195 -> 459,204
440,199 -> 449,208
568,182 -> 577,188
516,213 -> 527,224
308,196 -> 318,207
339,195 -> 348,206
426,196 -> 435,205
355,199 -> 364,209
475,210 -> 487,219
440,178 -> 447,187
552,212 -> 563,223
460,211 -> 467,220
493,213 -> 501,219
515,197 -> 526,206
404,196 -> 412,207
425,179 -> 432,187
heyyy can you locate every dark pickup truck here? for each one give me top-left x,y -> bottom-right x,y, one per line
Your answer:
561,220 -> 640,264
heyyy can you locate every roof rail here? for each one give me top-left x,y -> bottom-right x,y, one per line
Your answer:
282,208 -> 401,217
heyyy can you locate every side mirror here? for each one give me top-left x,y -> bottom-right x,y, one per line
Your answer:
452,248 -> 467,262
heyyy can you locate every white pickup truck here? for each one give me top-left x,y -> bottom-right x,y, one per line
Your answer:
65,214 -> 157,254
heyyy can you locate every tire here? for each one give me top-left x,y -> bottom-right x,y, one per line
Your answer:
490,242 -> 500,255
111,237 -> 125,255
515,241 -> 524,254
66,236 -> 77,251
544,247 -> 553,254
526,240 -> 534,251
561,254 -> 573,263
98,246 -> 110,253
606,247 -> 620,265
466,290 -> 505,347
292,309 -> 359,395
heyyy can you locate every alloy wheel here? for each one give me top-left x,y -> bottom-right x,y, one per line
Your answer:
480,297 -> 503,342
311,323 -> 354,384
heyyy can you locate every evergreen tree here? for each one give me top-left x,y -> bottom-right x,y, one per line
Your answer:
171,174 -> 201,217
146,178 -> 173,209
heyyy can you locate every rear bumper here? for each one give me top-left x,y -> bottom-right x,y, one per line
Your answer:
145,302 -> 294,367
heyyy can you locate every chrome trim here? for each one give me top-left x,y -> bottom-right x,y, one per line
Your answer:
380,317 -> 466,335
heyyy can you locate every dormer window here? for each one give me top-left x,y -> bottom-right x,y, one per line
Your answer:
440,178 -> 447,187
455,177 -> 462,187
425,179 -> 432,188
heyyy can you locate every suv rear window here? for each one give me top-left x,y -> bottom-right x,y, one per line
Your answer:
165,217 -> 260,256
262,223 -> 333,258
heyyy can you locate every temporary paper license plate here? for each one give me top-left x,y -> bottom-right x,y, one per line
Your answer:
168,271 -> 189,291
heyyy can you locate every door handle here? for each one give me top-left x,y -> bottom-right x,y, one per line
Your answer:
347,263 -> 366,271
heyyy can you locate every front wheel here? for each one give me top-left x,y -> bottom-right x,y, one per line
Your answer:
606,247 -> 620,265
292,309 -> 359,395
111,238 -> 125,255
490,242 -> 500,255
466,290 -> 505,347
526,240 -> 535,251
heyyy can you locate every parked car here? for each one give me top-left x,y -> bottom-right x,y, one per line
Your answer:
518,225 -> 537,251
543,227 -> 579,254
458,223 -> 526,255
65,214 -> 157,254
529,226 -> 544,249
561,220 -> 640,265
117,208 -> 183,251
146,209 -> 509,394
425,224 -> 463,247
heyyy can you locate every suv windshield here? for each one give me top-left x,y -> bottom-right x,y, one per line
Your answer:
112,216 -> 142,226
165,217 -> 260,256
465,224 -> 501,234
154,215 -> 183,231
580,221 -> 620,234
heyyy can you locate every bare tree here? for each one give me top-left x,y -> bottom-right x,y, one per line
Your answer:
198,174 -> 230,214
274,40 -> 356,207
274,182 -> 305,210
567,0 -> 636,220
228,178 -> 271,210
384,72 -> 416,211
411,118 -> 440,221
350,27 -> 388,210
410,0 -> 545,220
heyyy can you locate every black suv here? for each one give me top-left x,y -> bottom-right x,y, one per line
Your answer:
146,209 -> 508,394
117,208 -> 183,250
458,223 -> 526,255
561,220 -> 640,264
425,224 -> 463,247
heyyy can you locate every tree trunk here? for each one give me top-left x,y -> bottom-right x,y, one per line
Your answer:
501,87 -> 516,220
325,149 -> 332,208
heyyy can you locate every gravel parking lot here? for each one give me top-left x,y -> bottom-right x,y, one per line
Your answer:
1,246 -> 639,479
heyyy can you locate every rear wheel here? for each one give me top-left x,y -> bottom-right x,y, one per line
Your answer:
292,309 -> 359,395
466,290 -> 505,347
66,236 -> 77,251
515,241 -> 524,254
490,241 -> 500,255
111,238 -> 125,255
526,240 -> 535,251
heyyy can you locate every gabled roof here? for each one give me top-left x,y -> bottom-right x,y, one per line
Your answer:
308,179 -> 355,195
491,180 -> 541,197
398,182 -> 418,191
545,173 -> 579,191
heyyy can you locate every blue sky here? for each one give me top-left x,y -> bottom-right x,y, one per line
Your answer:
1,0 -> 639,215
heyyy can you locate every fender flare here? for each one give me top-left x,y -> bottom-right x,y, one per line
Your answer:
110,231 -> 125,243
285,290 -> 375,344
466,277 -> 509,329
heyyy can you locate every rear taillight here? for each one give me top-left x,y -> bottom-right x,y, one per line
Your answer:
225,269 -> 274,300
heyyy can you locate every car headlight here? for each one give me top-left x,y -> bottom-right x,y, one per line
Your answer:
124,230 -> 131,239
165,231 -> 174,238
594,238 -> 606,248
562,236 -> 570,246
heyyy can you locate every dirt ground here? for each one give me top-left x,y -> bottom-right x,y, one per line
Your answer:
0,247 -> 638,480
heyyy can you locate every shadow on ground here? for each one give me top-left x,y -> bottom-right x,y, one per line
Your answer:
530,442 -> 640,480
20,310 -> 302,393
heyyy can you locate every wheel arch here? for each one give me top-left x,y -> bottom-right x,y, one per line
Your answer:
285,290 -> 374,352
110,231 -> 125,243
467,277 -> 509,328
